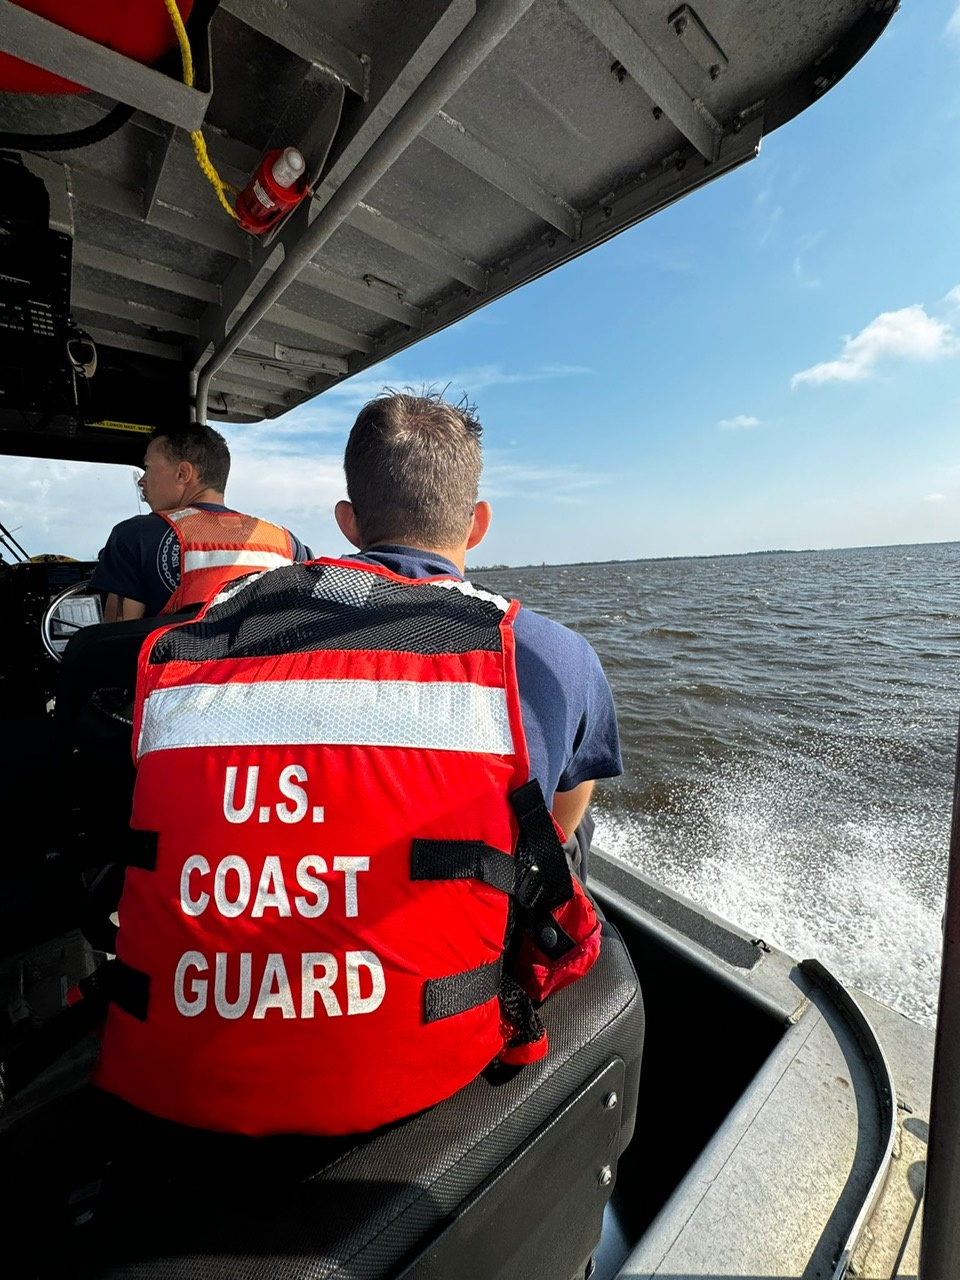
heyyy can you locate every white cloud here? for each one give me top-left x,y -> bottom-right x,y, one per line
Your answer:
924,493 -> 947,503
481,456 -> 608,503
792,256 -> 820,290
791,305 -> 957,387
0,457 -> 143,561
325,361 -> 592,409
0,424 -> 347,563
946,5 -> 960,41
945,284 -> 960,307
718,414 -> 760,430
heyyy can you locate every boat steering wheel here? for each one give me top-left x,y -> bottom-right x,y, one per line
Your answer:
41,578 -> 102,662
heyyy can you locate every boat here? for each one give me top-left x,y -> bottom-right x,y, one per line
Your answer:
4,2 -> 956,1277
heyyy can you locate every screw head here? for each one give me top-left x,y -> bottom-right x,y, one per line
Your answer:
604,1091 -> 618,1110
598,1165 -> 613,1187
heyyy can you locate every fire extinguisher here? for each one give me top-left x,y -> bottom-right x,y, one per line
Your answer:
235,147 -> 308,234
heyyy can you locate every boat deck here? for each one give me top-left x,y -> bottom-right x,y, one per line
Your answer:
590,853 -> 934,1280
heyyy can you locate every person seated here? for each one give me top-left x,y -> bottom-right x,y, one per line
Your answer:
89,423 -> 313,621
91,391 -> 622,1137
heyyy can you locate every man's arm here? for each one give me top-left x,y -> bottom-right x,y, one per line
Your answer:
89,515 -> 174,620
551,780 -> 595,840
103,593 -> 146,623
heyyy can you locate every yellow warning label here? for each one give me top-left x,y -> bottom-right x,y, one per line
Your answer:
88,420 -> 155,435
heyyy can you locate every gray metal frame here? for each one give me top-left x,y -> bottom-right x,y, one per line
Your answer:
0,0 -> 895,434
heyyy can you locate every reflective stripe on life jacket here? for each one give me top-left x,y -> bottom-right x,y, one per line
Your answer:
95,558 -> 541,1136
158,506 -> 295,615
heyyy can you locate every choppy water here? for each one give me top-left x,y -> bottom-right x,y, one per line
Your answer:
477,542 -> 960,1029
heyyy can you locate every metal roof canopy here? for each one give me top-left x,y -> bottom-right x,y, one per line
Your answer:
0,0 -> 897,446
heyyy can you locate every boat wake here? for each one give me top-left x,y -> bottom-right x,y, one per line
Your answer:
595,757 -> 945,1029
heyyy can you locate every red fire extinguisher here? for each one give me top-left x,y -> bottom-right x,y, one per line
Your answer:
235,147 -> 308,235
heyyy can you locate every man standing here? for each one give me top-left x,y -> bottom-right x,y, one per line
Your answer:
93,391 -> 621,1137
90,423 -> 312,620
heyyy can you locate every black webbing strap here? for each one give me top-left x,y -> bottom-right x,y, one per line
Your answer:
424,959 -> 502,1023
110,958 -> 151,1022
123,831 -> 159,872
508,780 -> 578,961
70,828 -> 158,873
509,780 -> 575,914
498,973 -> 545,1049
411,839 -> 516,895
525,912 -> 576,962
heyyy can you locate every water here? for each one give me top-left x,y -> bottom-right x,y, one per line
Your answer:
476,542 -> 960,1029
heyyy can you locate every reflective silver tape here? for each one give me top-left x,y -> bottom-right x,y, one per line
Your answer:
182,550 -> 293,572
138,678 -> 514,757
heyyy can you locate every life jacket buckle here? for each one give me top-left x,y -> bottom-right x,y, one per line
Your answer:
516,861 -> 544,910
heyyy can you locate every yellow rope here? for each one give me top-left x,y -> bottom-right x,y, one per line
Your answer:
163,0 -> 239,220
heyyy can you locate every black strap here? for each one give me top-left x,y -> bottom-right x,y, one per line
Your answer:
110,958 -> 151,1022
411,839 -> 516,895
122,831 -> 159,872
508,780 -> 579,962
498,973 -> 545,1049
509,779 -> 575,913
424,959 -> 502,1023
525,911 -> 576,961
70,828 -> 157,873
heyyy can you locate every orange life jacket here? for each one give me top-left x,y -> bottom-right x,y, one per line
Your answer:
158,506 -> 296,614
94,559 -> 601,1136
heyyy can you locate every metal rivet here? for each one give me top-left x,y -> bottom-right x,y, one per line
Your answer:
540,926 -> 558,949
604,1092 -> 618,1110
598,1166 -> 613,1186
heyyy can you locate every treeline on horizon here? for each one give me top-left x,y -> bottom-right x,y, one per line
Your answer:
467,539 -> 960,575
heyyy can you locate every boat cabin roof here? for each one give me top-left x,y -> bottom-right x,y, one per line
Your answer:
0,0 -> 896,465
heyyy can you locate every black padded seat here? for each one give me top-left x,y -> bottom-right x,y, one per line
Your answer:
55,608 -> 199,743
7,923 -> 643,1280
0,617 -> 194,959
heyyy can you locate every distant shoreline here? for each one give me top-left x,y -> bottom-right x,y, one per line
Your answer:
467,539 -> 960,574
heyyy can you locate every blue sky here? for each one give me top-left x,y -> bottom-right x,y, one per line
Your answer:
4,1 -> 959,567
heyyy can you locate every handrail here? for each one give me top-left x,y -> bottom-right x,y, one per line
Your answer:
799,959 -> 898,1280
918,713 -> 960,1278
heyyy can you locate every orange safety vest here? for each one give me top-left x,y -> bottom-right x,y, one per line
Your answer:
94,560 -> 600,1136
158,506 -> 296,614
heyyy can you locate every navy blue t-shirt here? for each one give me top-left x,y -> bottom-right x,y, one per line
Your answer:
90,505 -> 313,617
348,546 -> 622,803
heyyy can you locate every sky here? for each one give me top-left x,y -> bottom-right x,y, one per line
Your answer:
3,1 -> 959,568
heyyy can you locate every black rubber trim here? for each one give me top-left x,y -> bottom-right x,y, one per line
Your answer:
591,856 -> 762,970
424,959 -> 502,1023
411,840 -> 515,894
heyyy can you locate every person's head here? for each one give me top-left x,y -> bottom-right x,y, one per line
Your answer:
139,424 -> 231,512
336,391 -> 490,564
